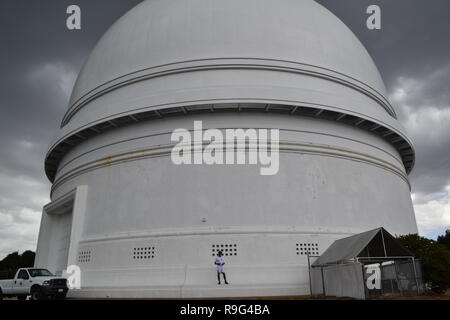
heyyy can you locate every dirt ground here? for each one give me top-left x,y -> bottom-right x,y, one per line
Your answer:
4,291 -> 450,300
78,291 -> 450,300
370,291 -> 450,300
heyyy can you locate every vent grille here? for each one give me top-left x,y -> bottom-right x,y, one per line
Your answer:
50,279 -> 67,286
133,247 -> 155,260
78,250 -> 91,263
296,243 -> 319,256
212,244 -> 237,256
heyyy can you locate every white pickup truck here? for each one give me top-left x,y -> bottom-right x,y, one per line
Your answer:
0,268 -> 68,300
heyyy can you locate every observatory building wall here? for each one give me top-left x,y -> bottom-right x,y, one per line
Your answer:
41,113 -> 417,297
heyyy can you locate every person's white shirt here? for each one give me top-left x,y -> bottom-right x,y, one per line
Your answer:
215,256 -> 225,273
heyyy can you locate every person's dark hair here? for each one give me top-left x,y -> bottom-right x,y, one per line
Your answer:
217,251 -> 223,256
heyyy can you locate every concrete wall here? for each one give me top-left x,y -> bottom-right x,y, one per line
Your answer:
36,112 -> 417,298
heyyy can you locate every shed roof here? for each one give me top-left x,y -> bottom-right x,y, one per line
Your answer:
312,228 -> 413,266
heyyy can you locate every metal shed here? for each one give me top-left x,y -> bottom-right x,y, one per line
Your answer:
310,228 -> 425,299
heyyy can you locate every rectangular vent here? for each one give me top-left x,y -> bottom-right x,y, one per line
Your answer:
296,243 -> 319,256
212,244 -> 237,256
78,250 -> 91,263
133,246 -> 155,260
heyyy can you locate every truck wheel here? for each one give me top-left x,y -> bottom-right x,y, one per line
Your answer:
17,295 -> 27,301
0,288 -> 3,300
30,286 -> 43,301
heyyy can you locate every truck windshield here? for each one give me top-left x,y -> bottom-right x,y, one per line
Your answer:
28,269 -> 54,277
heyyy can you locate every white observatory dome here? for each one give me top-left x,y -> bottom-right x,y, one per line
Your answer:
37,0 -> 417,298
45,0 -> 414,180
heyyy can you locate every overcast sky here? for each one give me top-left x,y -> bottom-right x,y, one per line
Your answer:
1,0 -> 449,260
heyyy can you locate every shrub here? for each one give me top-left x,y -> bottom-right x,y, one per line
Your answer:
397,234 -> 450,293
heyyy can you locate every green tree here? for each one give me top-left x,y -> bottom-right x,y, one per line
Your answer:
0,251 -> 35,278
437,230 -> 450,251
397,234 -> 450,294
20,250 -> 35,268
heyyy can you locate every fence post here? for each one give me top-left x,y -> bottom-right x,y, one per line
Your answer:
321,267 -> 326,296
307,253 -> 312,296
394,260 -> 403,296
411,257 -> 420,296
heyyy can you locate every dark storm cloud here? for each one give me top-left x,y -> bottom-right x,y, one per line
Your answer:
0,0 -> 449,258
0,0 -> 142,258
317,0 -> 450,85
318,0 -> 450,198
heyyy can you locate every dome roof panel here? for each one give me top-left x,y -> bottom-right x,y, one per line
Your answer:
68,0 -> 387,111
45,0 -> 415,183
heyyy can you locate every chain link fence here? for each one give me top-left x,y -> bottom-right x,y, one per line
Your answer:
361,258 -> 425,297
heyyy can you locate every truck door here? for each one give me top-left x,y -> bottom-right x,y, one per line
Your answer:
14,269 -> 31,295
